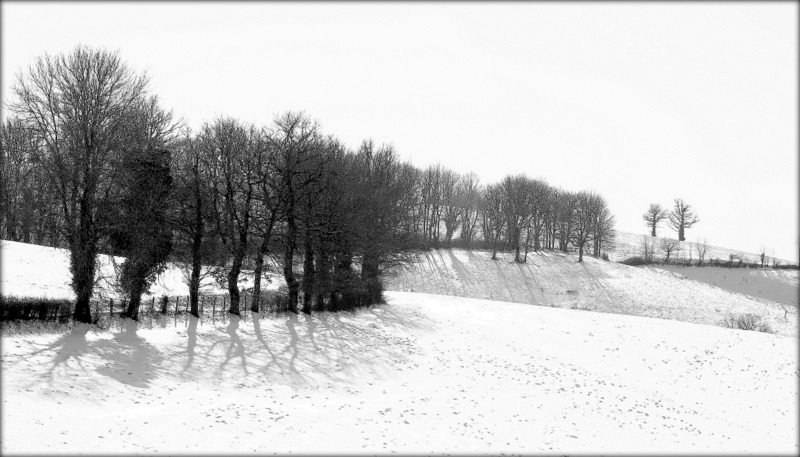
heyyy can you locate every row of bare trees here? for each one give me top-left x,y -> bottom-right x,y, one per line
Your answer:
482,176 -> 615,263
2,45 -> 618,323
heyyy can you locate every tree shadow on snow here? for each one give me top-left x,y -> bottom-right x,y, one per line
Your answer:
93,319 -> 164,388
38,324 -> 93,387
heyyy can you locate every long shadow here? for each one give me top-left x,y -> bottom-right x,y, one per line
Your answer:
446,250 -> 474,289
181,315 -> 199,374
94,319 -> 163,388
283,313 -> 304,382
305,313 -> 319,351
221,316 -> 247,373
251,312 -> 287,377
39,324 -> 93,387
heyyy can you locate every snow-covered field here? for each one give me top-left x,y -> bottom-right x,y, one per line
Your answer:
2,240 -> 799,454
384,248 -> 798,337
2,292 -> 798,454
655,264 -> 799,308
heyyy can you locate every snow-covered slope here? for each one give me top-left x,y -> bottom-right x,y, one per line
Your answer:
1,292 -> 797,454
3,240 -> 797,337
384,248 -> 798,337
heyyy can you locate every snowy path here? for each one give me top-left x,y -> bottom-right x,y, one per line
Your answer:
2,292 -> 797,454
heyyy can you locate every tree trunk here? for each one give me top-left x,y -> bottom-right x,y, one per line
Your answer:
315,247 -> 329,311
70,207 -> 97,323
284,212 -> 299,314
362,250 -> 381,305
578,242 -> 584,262
333,251 -> 353,310
523,228 -> 531,262
124,276 -> 146,320
227,243 -> 245,316
302,228 -> 315,314
188,219 -> 203,318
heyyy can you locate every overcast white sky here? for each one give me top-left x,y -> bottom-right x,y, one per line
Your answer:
2,2 -> 797,262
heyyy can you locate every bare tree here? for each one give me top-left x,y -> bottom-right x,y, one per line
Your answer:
592,198 -> 615,258
659,238 -> 680,263
527,179 -> 551,252
668,198 -> 699,241
695,237 -> 708,266
500,175 -> 531,262
440,169 -> 462,246
201,117 -> 260,316
457,172 -> 481,246
249,127 -> 281,313
271,112 -> 322,313
170,130 -> 223,317
9,45 -> 149,323
643,203 -> 668,237
640,235 -> 656,263
482,183 -> 506,260
0,117 -> 43,243
556,190 -> 577,253
108,96 -> 179,320
759,245 -> 767,268
420,164 -> 444,248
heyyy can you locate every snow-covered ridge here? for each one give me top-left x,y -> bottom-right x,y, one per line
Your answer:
609,230 -> 796,265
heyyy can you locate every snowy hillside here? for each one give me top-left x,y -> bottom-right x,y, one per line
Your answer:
2,292 -> 797,454
384,248 -> 798,337
2,240 -> 797,337
2,240 -> 798,454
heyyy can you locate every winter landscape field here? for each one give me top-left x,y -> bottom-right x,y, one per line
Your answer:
2,3 -> 798,455
1,239 -> 798,454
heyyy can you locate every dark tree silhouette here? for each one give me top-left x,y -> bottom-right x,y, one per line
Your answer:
668,198 -> 699,241
201,118 -> 260,316
643,203 -> 668,237
10,45 -> 149,323
109,148 -> 174,320
659,238 -> 680,262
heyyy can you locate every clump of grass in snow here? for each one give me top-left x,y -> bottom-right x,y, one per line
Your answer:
721,313 -> 773,333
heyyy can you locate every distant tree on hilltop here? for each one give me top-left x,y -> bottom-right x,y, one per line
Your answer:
643,203 -> 668,237
668,198 -> 699,242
